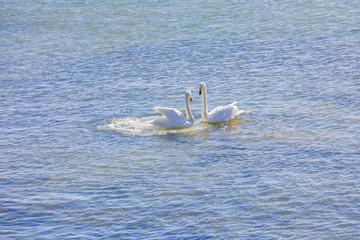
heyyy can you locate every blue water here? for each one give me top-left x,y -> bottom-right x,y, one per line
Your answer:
1,0 -> 360,239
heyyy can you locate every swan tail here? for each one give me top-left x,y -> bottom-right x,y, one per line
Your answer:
223,102 -> 244,120
234,109 -> 244,117
227,101 -> 244,115
229,104 -> 244,118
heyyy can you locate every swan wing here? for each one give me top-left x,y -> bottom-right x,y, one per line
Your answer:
154,107 -> 185,121
208,101 -> 243,122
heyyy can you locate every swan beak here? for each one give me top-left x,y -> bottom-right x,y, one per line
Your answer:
189,96 -> 192,101
199,87 -> 202,95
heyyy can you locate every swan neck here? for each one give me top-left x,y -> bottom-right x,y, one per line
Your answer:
201,85 -> 209,120
185,96 -> 194,121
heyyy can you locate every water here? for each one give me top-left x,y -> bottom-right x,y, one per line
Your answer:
1,0 -> 360,239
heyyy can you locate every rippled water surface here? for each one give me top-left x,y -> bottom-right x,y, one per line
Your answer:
1,0 -> 360,239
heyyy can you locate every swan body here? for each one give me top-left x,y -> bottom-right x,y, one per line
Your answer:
199,82 -> 243,123
151,90 -> 195,129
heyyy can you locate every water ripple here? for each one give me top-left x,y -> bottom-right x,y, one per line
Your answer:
1,0 -> 360,239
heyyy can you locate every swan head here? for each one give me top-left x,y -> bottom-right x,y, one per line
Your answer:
199,82 -> 206,95
185,90 -> 192,101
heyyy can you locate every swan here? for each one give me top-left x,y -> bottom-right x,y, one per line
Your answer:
199,82 -> 243,123
151,90 -> 195,129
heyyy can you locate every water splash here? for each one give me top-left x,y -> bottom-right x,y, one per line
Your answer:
97,115 -> 207,137
97,115 -> 245,137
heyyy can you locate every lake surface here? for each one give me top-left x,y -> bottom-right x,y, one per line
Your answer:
1,0 -> 360,239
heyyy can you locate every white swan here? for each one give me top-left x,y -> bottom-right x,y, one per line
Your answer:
199,82 -> 243,123
151,90 -> 195,129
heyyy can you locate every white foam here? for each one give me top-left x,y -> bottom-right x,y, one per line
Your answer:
97,115 -> 207,137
